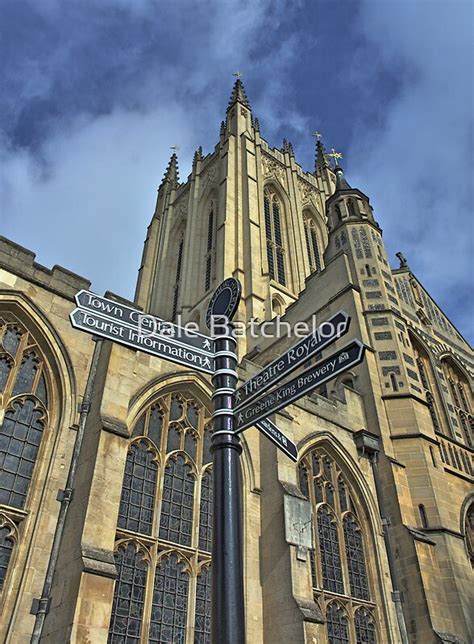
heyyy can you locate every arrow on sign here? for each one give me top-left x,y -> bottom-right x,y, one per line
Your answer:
255,418 -> 298,462
70,308 -> 215,374
234,339 -> 365,433
235,310 -> 350,410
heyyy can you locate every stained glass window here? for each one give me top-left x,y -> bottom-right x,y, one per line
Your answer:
264,188 -> 286,286
194,566 -> 211,643
442,358 -> 474,447
413,340 -> 446,437
318,506 -> 344,593
159,455 -> 195,546
172,234 -> 184,321
117,440 -> 157,535
205,207 -> 215,291
355,608 -> 377,643
199,469 -> 212,552
108,543 -> 147,643
0,520 -> 15,590
0,320 -> 50,596
112,390 -> 212,641
344,515 -> 370,600
326,602 -> 349,644
0,400 -> 45,509
304,214 -> 322,274
298,448 -> 378,640
150,554 -> 189,644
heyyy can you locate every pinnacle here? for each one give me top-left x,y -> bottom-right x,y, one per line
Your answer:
334,166 -> 352,192
161,152 -> 179,188
227,78 -> 251,111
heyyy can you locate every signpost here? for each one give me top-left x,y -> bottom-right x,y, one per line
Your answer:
69,283 -> 366,644
234,340 -> 365,433
207,278 -> 245,644
235,310 -> 350,408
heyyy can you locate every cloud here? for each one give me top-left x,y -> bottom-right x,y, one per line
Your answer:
346,0 -> 473,341
0,0 -> 472,343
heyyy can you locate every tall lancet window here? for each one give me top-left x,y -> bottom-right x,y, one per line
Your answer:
109,389 -> 213,643
0,321 -> 50,592
303,213 -> 322,274
205,206 -> 215,292
264,187 -> 286,286
172,232 -> 184,322
412,338 -> 446,437
298,448 -> 378,643
442,357 -> 473,448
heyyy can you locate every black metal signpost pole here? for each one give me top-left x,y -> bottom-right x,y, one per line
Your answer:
207,278 -> 245,644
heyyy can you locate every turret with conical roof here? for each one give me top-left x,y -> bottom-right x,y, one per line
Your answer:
326,164 -> 378,232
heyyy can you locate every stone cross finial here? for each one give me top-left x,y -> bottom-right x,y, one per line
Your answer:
313,131 -> 322,140
233,71 -> 243,79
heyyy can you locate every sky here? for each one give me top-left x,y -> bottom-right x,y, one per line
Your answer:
1,0 -> 473,343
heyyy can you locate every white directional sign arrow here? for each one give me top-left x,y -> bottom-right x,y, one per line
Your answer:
235,310 -> 350,410
234,339 -> 365,433
70,307 -> 214,374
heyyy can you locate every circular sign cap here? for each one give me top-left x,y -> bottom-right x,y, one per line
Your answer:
206,278 -> 241,329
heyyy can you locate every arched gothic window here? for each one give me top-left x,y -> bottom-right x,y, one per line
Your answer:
109,390 -> 213,642
303,214 -> 322,274
264,187 -> 286,286
442,357 -> 473,448
464,503 -> 474,568
204,205 -> 215,292
172,232 -> 185,322
0,320 -> 50,593
412,339 -> 446,436
298,448 -> 378,642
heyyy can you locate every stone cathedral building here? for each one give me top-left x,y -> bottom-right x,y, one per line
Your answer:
0,80 -> 472,644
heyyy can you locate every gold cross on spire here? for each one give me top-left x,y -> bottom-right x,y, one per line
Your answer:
170,145 -> 180,153
326,148 -> 343,167
233,71 -> 243,80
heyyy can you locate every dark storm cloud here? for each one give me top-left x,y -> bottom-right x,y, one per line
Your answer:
0,0 -> 472,342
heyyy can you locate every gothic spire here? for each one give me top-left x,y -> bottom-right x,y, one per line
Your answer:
161,152 -> 179,189
314,136 -> 329,173
227,77 -> 251,111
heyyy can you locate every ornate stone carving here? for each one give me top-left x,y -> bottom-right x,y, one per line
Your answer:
261,153 -> 286,186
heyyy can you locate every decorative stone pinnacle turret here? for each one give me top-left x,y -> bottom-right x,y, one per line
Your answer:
254,117 -> 260,132
193,146 -> 203,166
161,152 -> 179,189
314,137 -> 329,173
227,78 -> 251,111
220,120 -> 226,136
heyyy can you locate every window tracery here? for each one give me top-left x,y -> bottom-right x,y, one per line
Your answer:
442,358 -> 473,448
109,389 -> 212,642
204,205 -> 215,292
303,213 -> 322,274
0,320 -> 50,593
264,187 -> 286,286
298,448 -> 377,642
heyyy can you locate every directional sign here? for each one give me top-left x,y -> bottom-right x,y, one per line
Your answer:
255,418 -> 298,462
234,339 -> 365,433
70,308 -> 214,374
235,310 -> 350,409
75,290 -> 213,354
